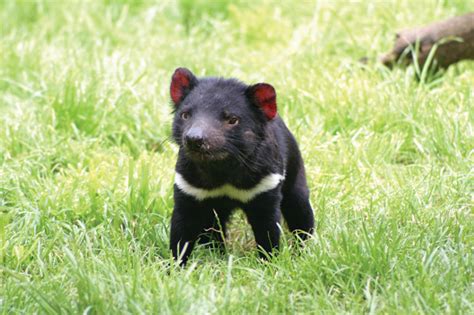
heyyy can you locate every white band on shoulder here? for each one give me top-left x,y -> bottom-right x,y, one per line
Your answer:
174,172 -> 285,202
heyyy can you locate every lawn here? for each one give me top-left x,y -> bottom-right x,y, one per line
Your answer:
1,1 -> 473,314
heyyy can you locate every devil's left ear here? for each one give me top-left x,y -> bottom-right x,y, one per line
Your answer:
170,67 -> 198,105
246,83 -> 277,120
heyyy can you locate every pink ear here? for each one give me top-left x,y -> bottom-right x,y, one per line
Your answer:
170,68 -> 196,105
248,83 -> 277,120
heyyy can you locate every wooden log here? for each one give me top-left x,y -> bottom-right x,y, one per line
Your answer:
380,13 -> 474,69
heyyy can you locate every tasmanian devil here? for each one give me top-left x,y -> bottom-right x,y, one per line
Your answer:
169,67 -> 314,265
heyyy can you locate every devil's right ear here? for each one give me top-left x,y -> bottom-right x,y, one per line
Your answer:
170,67 -> 198,105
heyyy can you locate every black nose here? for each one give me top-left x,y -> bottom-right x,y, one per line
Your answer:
185,134 -> 205,151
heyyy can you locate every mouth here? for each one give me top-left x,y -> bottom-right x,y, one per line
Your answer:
185,148 -> 229,162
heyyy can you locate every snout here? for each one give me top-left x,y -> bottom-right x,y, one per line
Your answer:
185,133 -> 208,152
184,125 -> 207,152
183,125 -> 227,161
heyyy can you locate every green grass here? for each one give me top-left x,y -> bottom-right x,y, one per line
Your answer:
1,0 -> 473,313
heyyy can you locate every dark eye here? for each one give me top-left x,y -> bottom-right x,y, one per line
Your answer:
227,116 -> 239,126
180,112 -> 190,120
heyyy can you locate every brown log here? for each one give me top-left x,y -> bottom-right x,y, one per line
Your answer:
381,13 -> 474,69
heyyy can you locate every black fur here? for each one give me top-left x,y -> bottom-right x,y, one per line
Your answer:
169,68 -> 314,265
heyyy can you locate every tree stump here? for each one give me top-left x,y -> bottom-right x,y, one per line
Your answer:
380,13 -> 474,69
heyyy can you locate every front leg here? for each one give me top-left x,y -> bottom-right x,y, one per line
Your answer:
170,189 -> 211,265
243,192 -> 282,258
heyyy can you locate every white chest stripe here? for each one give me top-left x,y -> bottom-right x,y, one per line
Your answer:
174,172 -> 285,202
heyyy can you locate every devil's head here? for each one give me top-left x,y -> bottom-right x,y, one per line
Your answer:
170,67 -> 278,162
